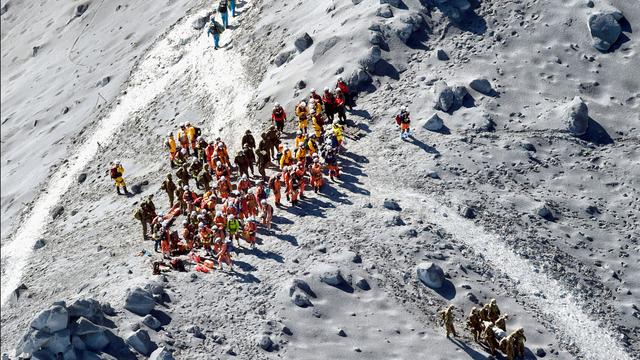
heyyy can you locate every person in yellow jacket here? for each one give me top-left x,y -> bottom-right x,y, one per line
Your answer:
166,131 -> 177,167
185,121 -> 197,150
109,160 -> 129,195
294,131 -> 306,149
306,135 -> 318,155
279,148 -> 293,169
312,113 -> 324,139
176,124 -> 189,154
332,122 -> 344,146
295,101 -> 309,135
295,145 -> 307,164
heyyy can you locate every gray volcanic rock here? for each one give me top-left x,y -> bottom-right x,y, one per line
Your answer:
588,12 -> 621,51
416,262 -> 445,289
562,96 -> 589,136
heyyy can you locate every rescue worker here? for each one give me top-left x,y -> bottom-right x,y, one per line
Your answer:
322,87 -> 336,123
334,88 -> 347,124
197,166 -> 213,192
483,322 -> 499,356
176,164 -> 190,186
439,305 -> 457,338
268,173 -> 282,206
175,184 -> 186,213
466,307 -> 483,343
234,150 -> 250,179
310,157 -> 324,193
256,148 -> 269,181
226,214 -> 241,247
271,102 -> 287,133
324,149 -> 340,181
195,137 -> 208,164
161,173 -> 177,207
237,174 -> 251,194
260,199 -> 273,229
332,122 -> 344,149
110,160 -> 129,195
243,217 -> 257,248
133,206 -> 148,240
177,124 -> 189,154
336,76 -> 354,110
294,131 -> 306,149
218,175 -> 232,199
280,147 -> 293,169
505,328 -> 526,360
215,237 -> 233,271
185,121 -> 198,150
182,185 -> 197,213
166,132 -> 177,167
243,144 -> 256,176
309,88 -> 323,105
263,125 -> 281,160
181,220 -> 195,249
395,106 -> 412,139
295,100 -> 309,135
174,148 -> 188,166
486,299 -> 501,323
242,129 -> 256,149
495,313 -> 508,332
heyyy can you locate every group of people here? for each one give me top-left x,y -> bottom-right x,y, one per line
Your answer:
119,79 -> 356,273
206,0 -> 238,49
440,300 -> 527,360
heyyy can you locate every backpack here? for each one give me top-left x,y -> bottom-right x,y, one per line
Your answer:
110,167 -> 121,179
194,126 -> 202,137
218,1 -> 228,12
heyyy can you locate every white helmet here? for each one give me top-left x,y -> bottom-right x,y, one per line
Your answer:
220,176 -> 226,181
182,220 -> 188,226
274,102 -> 280,107
168,131 -> 173,136
400,106 -> 407,111
198,222 -> 204,228
229,214 -> 235,219
300,101 -> 306,107
324,86 -> 330,92
261,199 -> 267,205
180,148 -> 187,154
337,76 -> 343,81
216,210 -> 223,216
183,185 -> 189,190
216,161 -> 222,166
185,121 -> 191,126
310,88 -> 316,93
241,174 -> 248,180
335,87 -> 342,93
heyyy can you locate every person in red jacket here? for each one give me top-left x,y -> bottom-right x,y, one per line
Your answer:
272,102 -> 286,132
335,88 -> 347,124
322,87 -> 336,124
336,76 -> 355,110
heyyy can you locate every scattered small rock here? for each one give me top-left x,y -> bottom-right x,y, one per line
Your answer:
376,5 -> 393,18
562,96 -> 589,136
461,206 -> 476,219
294,32 -> 313,52
257,335 -> 273,351
77,173 -> 87,183
384,214 -> 405,227
520,142 -> 536,152
383,198 -> 401,211
537,204 -> 555,221
295,80 -> 306,90
126,329 -> 156,356
96,76 -> 110,87
436,49 -> 449,61
291,291 -> 313,308
274,50 -> 295,67
32,46 -> 40,57
319,265 -> 346,286
355,277 -> 371,291
33,238 -> 46,250
51,205 -> 64,219
423,114 -> 444,131
337,328 -> 347,337
142,314 -> 162,330
469,78 -> 494,95
536,348 -> 547,357
150,347 -> 175,360
75,3 -> 89,17
433,81 -> 456,112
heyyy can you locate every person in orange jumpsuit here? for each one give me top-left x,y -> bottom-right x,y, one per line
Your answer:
295,163 -> 307,199
215,238 -> 233,271
244,191 -> 258,218
237,174 -> 251,194
243,217 -> 257,248
260,199 -> 273,229
289,171 -> 301,206
182,185 -> 197,213
268,173 -> 282,206
215,140 -> 230,166
198,222 -> 214,255
310,157 -> 324,193
218,176 -> 232,199
181,220 -> 195,250
160,225 -> 172,257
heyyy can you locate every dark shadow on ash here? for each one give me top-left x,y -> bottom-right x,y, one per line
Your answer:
248,247 -> 284,263
342,151 -> 369,164
274,233 -> 299,246
104,331 -> 139,360
348,109 -> 372,121
327,281 -> 355,294
463,94 -> 477,108
607,33 -> 631,53
448,337 -> 488,360
373,60 -> 400,80
407,26 -> 431,50
430,125 -> 451,135
580,118 -> 613,145
271,215 -> 293,225
433,279 -> 456,300
407,136 -> 440,155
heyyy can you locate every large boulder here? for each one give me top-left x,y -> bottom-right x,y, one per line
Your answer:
71,318 -> 103,336
588,12 -> 621,51
81,330 -> 110,351
358,46 -> 382,72
44,329 -> 71,354
288,279 -> 314,297
347,67 -> 372,92
30,305 -> 69,333
561,96 -> 589,136
291,291 -> 313,308
274,50 -> 295,67
383,198 -> 401,211
423,114 -> 444,131
416,262 -> 445,289
433,81 -> 456,112
257,335 -> 273,351
16,329 -> 53,355
68,299 -> 103,323
124,287 -> 155,316
142,314 -> 162,330
126,329 -> 156,356
294,32 -> 313,52
150,347 -> 175,360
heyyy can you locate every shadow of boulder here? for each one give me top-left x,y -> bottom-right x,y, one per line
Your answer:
581,117 -> 613,145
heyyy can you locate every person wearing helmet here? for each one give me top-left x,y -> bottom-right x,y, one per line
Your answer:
295,100 -> 310,135
161,173 -> 177,207
176,163 -> 190,187
181,220 -> 195,250
195,136 -> 208,163
182,185 -> 197,213
109,161 -> 129,195
294,130 -> 306,149
236,174 -> 251,194
309,88 -> 323,105
243,216 -> 258,248
177,124 -> 190,155
184,122 -> 197,150
332,122 -> 344,149
226,214 -> 241,247
279,147 -> 293,169
166,131 -> 177,167
197,165 -> 213,192
244,190 -> 258,218
268,173 -> 282,206
242,144 -> 256,177
336,76 -> 354,110
310,157 -> 324,193
395,106 -> 412,140
271,102 -> 287,132
214,140 -> 230,167
241,129 -> 256,149
260,199 -> 274,229
218,175 -> 232,199
322,87 -> 337,123
334,88 -> 347,124
215,237 -> 233,271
